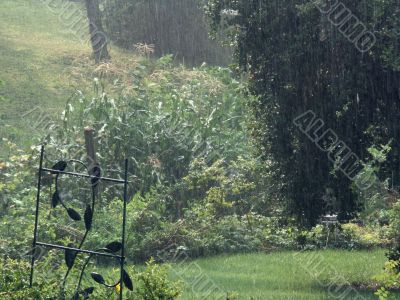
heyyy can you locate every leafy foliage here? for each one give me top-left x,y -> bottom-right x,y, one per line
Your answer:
0,258 -> 60,300
206,0 -> 400,226
0,256 -> 181,300
47,60 -> 252,200
133,258 -> 183,300
374,260 -> 400,300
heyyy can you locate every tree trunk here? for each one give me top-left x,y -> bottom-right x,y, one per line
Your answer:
84,0 -> 110,63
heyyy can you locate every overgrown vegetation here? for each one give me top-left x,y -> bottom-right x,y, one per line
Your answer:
2,0 -> 400,299
0,256 -> 182,300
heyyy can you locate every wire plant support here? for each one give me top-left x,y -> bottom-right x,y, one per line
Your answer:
29,145 -> 133,300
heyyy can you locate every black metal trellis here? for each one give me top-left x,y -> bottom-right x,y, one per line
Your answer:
29,145 -> 132,300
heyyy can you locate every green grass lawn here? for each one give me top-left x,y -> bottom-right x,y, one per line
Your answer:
168,249 -> 390,300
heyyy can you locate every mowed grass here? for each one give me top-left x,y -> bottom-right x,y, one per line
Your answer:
168,249 -> 392,300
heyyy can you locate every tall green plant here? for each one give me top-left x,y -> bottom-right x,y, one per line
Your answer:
48,60 -> 251,198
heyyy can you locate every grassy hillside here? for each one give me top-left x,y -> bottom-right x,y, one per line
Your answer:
0,0 -> 147,148
172,250 -> 388,299
0,0 -> 82,142
0,0 -> 238,154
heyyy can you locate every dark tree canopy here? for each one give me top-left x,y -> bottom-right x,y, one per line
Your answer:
207,0 -> 400,226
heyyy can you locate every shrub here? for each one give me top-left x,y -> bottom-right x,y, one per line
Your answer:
301,223 -> 386,250
374,260 -> 400,300
132,258 -> 184,300
0,258 -> 61,300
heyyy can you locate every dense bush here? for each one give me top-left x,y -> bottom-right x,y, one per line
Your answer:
300,223 -> 387,250
374,197 -> 400,282
374,259 -> 400,300
133,258 -> 183,300
0,258 -> 61,300
207,0 -> 400,226
0,144 -> 389,266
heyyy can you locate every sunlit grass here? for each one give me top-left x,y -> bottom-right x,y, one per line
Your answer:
0,0 -> 86,147
0,0 -> 137,151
